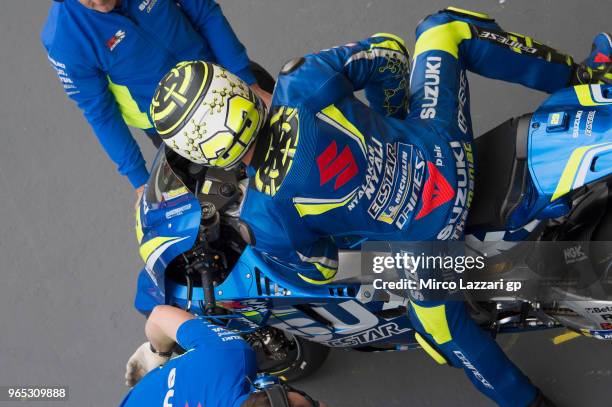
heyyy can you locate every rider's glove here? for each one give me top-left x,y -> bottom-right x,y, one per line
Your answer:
124,342 -> 172,387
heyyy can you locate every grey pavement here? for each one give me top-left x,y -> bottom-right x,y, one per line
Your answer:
0,0 -> 611,406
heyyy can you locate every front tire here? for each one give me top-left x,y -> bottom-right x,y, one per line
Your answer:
248,328 -> 330,382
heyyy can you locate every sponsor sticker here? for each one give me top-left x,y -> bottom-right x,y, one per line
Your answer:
106,30 -> 126,51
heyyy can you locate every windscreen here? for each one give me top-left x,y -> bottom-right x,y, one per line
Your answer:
145,148 -> 191,206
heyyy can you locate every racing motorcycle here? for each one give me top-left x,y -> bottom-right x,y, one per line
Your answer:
136,83 -> 612,381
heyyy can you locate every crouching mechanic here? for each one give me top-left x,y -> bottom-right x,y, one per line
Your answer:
148,7 -> 612,407
122,305 -> 326,407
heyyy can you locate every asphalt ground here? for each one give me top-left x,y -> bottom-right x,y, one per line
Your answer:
0,0 -> 611,406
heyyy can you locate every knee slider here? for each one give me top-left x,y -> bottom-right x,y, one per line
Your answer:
414,332 -> 449,365
410,302 -> 453,345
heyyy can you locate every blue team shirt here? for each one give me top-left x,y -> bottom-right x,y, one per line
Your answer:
40,0 -> 255,188
119,318 -> 257,407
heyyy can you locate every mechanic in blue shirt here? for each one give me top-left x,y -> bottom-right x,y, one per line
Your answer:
122,305 -> 326,407
40,0 -> 272,205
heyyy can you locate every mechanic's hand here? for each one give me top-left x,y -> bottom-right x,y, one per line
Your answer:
135,185 -> 145,212
125,342 -> 171,387
250,83 -> 272,109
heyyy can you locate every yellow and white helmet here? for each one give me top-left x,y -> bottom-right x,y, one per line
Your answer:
151,61 -> 266,168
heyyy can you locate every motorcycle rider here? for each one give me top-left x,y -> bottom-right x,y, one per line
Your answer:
148,7 -> 612,407
40,0 -> 272,206
122,305 -> 326,407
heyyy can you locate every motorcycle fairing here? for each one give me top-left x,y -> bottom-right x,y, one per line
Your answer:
524,84 -> 612,224
137,147 -> 201,294
165,246 -> 416,348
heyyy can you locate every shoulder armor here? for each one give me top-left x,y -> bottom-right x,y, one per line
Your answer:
252,106 -> 300,196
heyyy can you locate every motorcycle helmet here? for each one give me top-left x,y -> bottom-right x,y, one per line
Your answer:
151,61 -> 266,168
243,374 -> 321,407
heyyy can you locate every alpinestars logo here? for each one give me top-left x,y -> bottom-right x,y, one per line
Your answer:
106,30 -> 126,51
420,56 -> 442,119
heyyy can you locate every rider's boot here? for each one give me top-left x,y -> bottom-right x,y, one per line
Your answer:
572,32 -> 612,85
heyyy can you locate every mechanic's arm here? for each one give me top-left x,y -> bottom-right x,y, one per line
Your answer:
45,56 -> 149,189
145,305 -> 196,353
177,0 -> 255,84
278,34 -> 410,118
177,0 -> 272,106
128,305 -> 250,387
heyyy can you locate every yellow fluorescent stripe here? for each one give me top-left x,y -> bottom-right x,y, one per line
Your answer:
371,40 -> 405,53
139,236 -> 177,262
107,77 -> 153,129
320,105 -> 367,152
298,273 -> 335,285
552,330 -> 582,345
410,302 -> 452,345
415,333 -> 447,364
154,100 -> 177,122
446,7 -> 491,19
314,263 -> 338,280
370,40 -> 403,52
575,85 -> 598,106
135,208 -> 144,244
269,108 -> 284,125
372,32 -> 407,46
551,144 -> 608,201
414,21 -> 472,59
508,34 -> 522,54
294,194 -> 355,217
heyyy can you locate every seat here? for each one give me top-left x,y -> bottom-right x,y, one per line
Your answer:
466,113 -> 532,232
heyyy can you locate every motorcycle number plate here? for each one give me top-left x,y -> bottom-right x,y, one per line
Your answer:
546,111 -> 569,132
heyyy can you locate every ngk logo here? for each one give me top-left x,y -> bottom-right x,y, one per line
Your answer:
564,245 -> 587,264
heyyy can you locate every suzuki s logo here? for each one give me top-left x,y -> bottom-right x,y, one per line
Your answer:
317,141 -> 358,190
106,30 -> 126,51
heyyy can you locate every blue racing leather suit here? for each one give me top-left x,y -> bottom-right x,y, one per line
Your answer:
41,0 -> 255,188
237,8 -> 581,406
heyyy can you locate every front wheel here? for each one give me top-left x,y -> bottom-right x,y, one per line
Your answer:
246,327 -> 330,382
